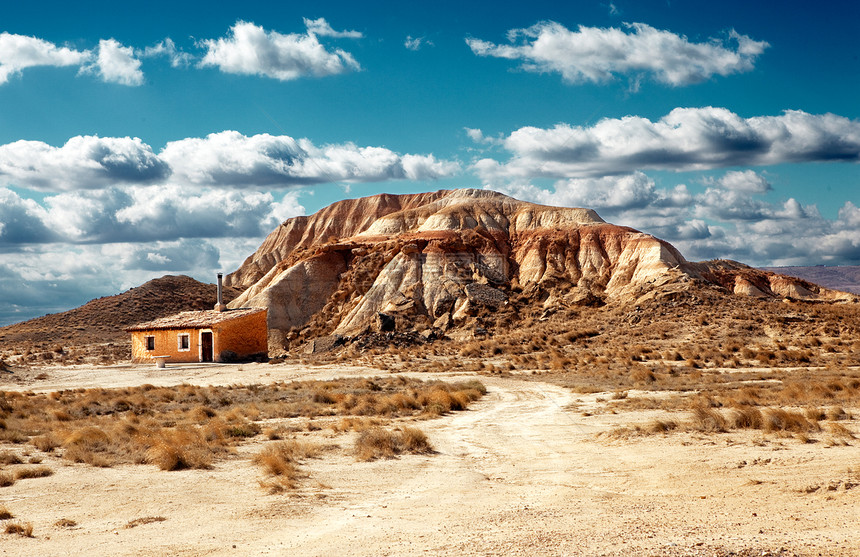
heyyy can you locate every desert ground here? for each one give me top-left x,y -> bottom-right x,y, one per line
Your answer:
0,361 -> 857,557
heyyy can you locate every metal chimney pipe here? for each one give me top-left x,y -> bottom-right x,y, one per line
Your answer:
215,273 -> 227,312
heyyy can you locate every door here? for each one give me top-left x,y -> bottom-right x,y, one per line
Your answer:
201,331 -> 213,362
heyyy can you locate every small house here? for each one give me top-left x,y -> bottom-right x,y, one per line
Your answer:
127,307 -> 268,364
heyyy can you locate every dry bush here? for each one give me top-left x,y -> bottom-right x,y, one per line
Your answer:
0,377 -> 480,473
825,422 -> 855,439
762,409 -> 820,433
145,428 -> 213,471
355,428 -> 401,461
254,439 -> 323,493
689,407 -> 728,433
54,518 -> 76,528
400,427 -> 433,454
0,506 -> 12,520
0,472 -> 14,487
30,433 -> 60,452
13,466 -> 52,480
354,426 -> 433,461
644,419 -> 679,434
728,406 -> 764,429
0,450 -> 22,465
4,522 -> 33,537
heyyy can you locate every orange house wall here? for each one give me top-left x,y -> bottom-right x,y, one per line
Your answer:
211,311 -> 268,362
130,310 -> 268,364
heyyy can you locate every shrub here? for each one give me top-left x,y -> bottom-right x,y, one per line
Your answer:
4,522 -> 33,537
354,427 -> 433,461
689,407 -> 728,433
355,428 -> 401,461
762,409 -> 820,433
14,466 -> 52,480
0,451 -> 22,465
145,428 -> 213,471
0,506 -> 12,520
729,406 -> 763,429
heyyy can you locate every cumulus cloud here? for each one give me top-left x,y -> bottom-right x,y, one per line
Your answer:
0,32 -> 89,84
474,108 -> 860,182
0,136 -> 169,191
91,39 -> 144,85
500,172 -> 690,212
498,169 -> 860,266
716,170 -> 771,193
161,131 -> 460,187
0,188 -> 56,245
199,20 -> 361,80
104,239 -> 221,271
466,21 -> 768,87
0,132 -> 457,192
0,184 -> 306,247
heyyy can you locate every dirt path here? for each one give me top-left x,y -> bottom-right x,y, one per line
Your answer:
1,368 -> 857,556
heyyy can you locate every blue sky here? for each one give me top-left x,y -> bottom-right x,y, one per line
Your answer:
0,0 -> 858,325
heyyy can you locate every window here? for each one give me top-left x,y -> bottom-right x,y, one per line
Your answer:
145,336 -> 155,351
178,333 -> 190,351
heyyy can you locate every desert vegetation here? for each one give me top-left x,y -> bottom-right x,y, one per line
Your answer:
0,377 -> 484,493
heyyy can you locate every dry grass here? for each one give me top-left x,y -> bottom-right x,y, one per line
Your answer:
607,404 -> 838,440
124,516 -> 166,529
54,518 -> 76,528
0,505 -> 12,519
145,428 -> 214,471
13,465 -> 52,480
0,450 -> 23,465
4,522 -> 33,537
354,426 -> 434,461
0,377 -> 484,473
253,440 -> 324,493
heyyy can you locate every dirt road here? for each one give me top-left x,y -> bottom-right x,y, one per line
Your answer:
1,366 -> 857,556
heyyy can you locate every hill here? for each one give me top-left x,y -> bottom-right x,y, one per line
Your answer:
0,275 -> 241,366
760,266 -> 860,295
224,189 -> 854,354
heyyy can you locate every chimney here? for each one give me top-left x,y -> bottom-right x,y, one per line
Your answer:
215,273 -> 227,312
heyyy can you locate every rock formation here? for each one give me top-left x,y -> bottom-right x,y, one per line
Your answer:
226,189 -> 855,348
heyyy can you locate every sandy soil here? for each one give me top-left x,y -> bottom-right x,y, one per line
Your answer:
1,363 -> 857,556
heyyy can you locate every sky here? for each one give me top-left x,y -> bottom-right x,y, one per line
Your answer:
0,0 -> 858,326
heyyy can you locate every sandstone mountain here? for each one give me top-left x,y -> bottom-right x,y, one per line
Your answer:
225,189 -> 855,351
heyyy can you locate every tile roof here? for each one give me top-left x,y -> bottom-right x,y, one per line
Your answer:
126,308 -> 266,331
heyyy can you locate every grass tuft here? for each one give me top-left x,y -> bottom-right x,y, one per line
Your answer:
4,522 -> 33,537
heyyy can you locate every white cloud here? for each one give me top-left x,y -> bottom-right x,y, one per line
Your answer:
303,18 -> 363,39
405,36 -> 433,51
0,188 -> 56,244
82,39 -> 144,86
0,32 -> 89,84
500,170 -> 860,266
466,21 -> 768,87
716,170 -> 771,193
142,38 -> 193,67
0,136 -> 169,191
473,108 -> 860,182
0,183 -> 307,247
161,131 -> 460,187
199,20 -> 361,80
0,131 -> 457,193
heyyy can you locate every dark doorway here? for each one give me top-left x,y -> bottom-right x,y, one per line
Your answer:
201,331 -> 213,362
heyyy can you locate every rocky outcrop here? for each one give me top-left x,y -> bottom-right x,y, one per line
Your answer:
226,189 -> 857,345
